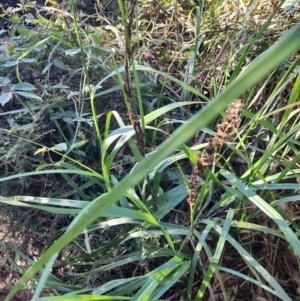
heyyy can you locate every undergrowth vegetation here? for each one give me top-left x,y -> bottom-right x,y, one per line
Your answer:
0,0 -> 300,300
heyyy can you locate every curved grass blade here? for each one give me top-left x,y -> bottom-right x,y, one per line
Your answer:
5,24 -> 300,301
221,170 -> 300,257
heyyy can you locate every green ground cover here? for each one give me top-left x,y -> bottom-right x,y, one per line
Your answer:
0,0 -> 300,300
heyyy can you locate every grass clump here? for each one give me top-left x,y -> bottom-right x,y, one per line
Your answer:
0,0 -> 300,300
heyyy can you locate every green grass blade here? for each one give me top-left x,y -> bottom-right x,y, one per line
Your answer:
222,170 -> 300,257
5,24 -> 300,301
195,209 -> 234,301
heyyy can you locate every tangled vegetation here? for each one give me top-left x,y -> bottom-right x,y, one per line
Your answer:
0,0 -> 300,300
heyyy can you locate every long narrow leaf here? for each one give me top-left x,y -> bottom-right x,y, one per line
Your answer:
5,24 -> 300,301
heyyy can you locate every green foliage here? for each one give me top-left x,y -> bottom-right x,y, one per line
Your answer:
1,0 -> 300,300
